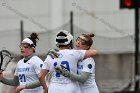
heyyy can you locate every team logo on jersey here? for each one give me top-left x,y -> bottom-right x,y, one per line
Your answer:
40,64 -> 43,68
88,64 -> 92,69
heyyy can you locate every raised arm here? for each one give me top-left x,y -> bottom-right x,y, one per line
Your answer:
84,50 -> 97,58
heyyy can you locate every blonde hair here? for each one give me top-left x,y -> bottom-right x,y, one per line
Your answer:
81,33 -> 95,46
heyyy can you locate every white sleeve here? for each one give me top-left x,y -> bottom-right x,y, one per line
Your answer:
82,58 -> 95,73
33,57 -> 44,74
74,50 -> 86,60
42,56 -> 51,70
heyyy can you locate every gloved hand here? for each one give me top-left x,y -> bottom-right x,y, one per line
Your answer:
55,65 -> 70,77
55,65 -> 89,83
47,49 -> 59,59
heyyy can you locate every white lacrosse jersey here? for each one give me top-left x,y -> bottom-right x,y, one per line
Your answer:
77,57 -> 99,93
15,56 -> 43,93
42,49 -> 86,93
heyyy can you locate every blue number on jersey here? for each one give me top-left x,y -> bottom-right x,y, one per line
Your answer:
19,74 -> 26,82
54,61 -> 70,77
54,62 -> 60,77
61,61 -> 70,71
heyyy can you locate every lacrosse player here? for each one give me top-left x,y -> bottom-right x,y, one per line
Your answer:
0,32 -> 44,93
55,33 -> 100,93
77,33 -> 99,93
38,30 -> 97,93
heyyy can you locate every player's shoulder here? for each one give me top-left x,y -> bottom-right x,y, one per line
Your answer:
82,57 -> 95,68
44,55 -> 54,63
30,56 -> 43,63
63,49 -> 85,54
58,49 -> 73,56
17,58 -> 24,63
32,55 -> 41,60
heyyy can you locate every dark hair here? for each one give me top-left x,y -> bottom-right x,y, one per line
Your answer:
56,31 -> 73,48
28,32 -> 39,47
57,31 -> 67,37
81,33 -> 94,46
87,33 -> 95,38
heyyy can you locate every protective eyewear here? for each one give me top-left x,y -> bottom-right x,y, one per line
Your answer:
76,37 -> 88,45
19,44 -> 30,48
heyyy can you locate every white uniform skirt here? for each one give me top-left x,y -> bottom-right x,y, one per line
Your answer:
48,81 -> 81,93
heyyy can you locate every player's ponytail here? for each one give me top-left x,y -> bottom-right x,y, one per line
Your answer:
87,33 -> 95,38
29,32 -> 39,48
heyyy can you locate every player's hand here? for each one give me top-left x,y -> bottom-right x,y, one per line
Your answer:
55,65 -> 70,77
46,49 -> 59,59
0,70 -> 3,81
60,65 -> 70,77
15,85 -> 27,93
55,66 -> 63,74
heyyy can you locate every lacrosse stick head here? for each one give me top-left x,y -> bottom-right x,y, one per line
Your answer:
0,50 -> 13,71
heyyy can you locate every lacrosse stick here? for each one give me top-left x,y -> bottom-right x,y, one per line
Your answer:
0,50 -> 13,71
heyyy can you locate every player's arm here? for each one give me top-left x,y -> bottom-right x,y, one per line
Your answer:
69,71 -> 89,83
15,79 -> 41,92
16,72 -> 51,92
0,74 -> 19,86
38,69 -> 49,93
84,50 -> 97,58
26,73 -> 51,89
55,65 -> 89,83
15,71 -> 51,92
26,80 -> 41,88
